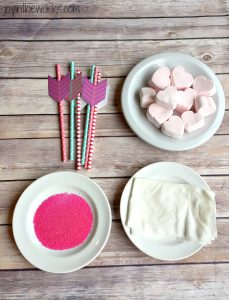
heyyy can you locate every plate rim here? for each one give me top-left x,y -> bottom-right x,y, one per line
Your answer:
121,52 -> 225,151
120,162 -> 211,261
12,171 -> 112,273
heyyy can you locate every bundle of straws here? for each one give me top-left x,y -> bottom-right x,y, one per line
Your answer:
48,63 -> 108,170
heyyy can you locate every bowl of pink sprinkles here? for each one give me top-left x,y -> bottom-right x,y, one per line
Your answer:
33,193 -> 94,251
12,171 -> 111,273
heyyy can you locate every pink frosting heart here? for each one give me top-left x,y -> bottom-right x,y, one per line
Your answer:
161,115 -> 184,139
171,66 -> 193,90
175,88 -> 197,113
148,66 -> 171,91
146,103 -> 173,128
156,86 -> 178,109
195,96 -> 216,117
193,76 -> 216,96
139,87 -> 156,108
181,111 -> 204,132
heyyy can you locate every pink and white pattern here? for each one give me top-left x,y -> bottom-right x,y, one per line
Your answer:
76,69 -> 82,170
56,64 -> 67,162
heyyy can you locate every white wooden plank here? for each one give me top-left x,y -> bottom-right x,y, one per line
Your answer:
0,17 -> 228,40
0,39 -> 228,77
0,264 -> 228,299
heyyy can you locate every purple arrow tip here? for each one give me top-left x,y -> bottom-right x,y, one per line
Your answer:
48,73 -> 70,102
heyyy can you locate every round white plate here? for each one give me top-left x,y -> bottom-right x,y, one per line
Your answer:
120,162 -> 211,261
121,52 -> 225,151
13,171 -> 112,273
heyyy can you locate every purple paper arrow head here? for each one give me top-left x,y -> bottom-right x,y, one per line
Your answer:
82,77 -> 108,106
48,73 -> 70,102
65,73 -> 83,102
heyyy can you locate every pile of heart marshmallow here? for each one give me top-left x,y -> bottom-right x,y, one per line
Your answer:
139,66 -> 216,139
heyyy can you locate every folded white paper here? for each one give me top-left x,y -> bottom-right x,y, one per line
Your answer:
126,178 -> 217,245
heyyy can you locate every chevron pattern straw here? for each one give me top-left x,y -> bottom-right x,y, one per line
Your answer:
76,69 -> 82,170
81,65 -> 95,165
84,67 -> 99,168
47,64 -> 68,162
47,63 -> 108,168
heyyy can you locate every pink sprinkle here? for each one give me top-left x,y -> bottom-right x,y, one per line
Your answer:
33,193 -> 93,250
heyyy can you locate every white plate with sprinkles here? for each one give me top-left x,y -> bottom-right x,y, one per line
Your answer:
13,171 -> 112,273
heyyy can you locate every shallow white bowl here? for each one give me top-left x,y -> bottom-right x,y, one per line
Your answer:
13,171 -> 112,273
120,162 -> 211,260
121,52 -> 225,151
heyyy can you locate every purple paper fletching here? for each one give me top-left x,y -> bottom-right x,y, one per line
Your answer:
48,73 -> 70,102
65,73 -> 83,102
82,77 -> 107,106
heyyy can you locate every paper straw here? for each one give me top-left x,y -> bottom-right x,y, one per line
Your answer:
81,64 -> 95,165
86,70 -> 101,170
76,69 -> 82,170
56,64 -> 67,162
85,67 -> 99,167
70,61 -> 75,161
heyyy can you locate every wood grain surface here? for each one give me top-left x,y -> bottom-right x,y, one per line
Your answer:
0,136 -> 228,180
0,39 -> 229,77
0,17 -> 229,40
0,0 -> 228,298
0,264 -> 228,300
0,0 -> 228,18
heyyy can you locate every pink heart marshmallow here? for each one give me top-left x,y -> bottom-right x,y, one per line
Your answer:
161,115 -> 184,139
156,86 -> 178,109
181,111 -> 204,132
175,88 -> 197,113
139,87 -> 156,108
148,66 -> 171,91
171,66 -> 193,90
193,76 -> 216,96
195,96 -> 216,117
146,103 -> 173,128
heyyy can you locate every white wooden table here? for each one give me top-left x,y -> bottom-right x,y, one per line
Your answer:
0,1 -> 228,298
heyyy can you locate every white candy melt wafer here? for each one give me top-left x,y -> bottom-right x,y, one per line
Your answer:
175,88 -> 197,114
156,86 -> 178,109
161,115 -> 184,139
193,76 -> 216,96
146,103 -> 173,128
139,87 -> 156,108
171,66 -> 193,90
181,111 -> 204,132
148,66 -> 171,91
195,96 -> 216,117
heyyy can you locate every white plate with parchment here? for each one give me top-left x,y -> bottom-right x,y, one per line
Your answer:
120,162 -> 212,261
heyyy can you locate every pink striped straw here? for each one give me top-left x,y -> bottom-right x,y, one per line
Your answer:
56,64 -> 67,162
76,69 -> 82,170
86,70 -> 101,170
85,67 -> 99,168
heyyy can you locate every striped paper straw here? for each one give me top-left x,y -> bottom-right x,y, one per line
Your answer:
56,64 -> 67,162
70,61 -> 75,161
86,70 -> 101,170
76,69 -> 82,170
81,65 -> 95,165
85,67 -> 99,168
